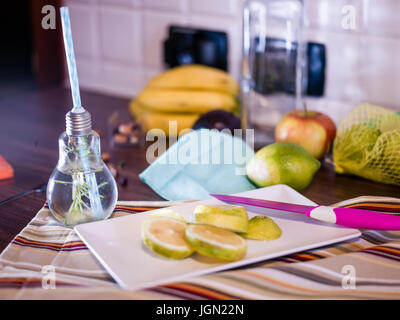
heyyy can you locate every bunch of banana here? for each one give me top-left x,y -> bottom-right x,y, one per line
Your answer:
129,64 -> 239,136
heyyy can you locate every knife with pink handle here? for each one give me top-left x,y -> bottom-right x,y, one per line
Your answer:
210,194 -> 400,230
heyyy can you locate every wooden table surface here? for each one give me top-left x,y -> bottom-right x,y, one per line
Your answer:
0,86 -> 399,253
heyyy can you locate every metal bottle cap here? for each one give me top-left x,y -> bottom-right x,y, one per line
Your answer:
66,109 -> 92,136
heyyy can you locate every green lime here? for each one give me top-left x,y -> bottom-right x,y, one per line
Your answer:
192,204 -> 248,233
242,216 -> 282,240
246,142 -> 321,191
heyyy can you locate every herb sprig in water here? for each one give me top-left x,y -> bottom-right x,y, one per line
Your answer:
55,137 -> 107,223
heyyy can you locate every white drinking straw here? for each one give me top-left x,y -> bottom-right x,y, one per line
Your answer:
60,7 -> 83,113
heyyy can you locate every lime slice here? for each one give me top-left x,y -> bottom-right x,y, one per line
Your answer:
242,216 -> 282,240
185,224 -> 247,261
148,209 -> 186,222
141,218 -> 194,259
192,204 -> 248,233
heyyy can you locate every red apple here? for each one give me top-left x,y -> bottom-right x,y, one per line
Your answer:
275,110 -> 336,159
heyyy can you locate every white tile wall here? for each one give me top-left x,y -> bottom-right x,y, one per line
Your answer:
100,0 -> 142,8
143,11 -> 187,68
68,3 -> 98,59
64,0 -> 400,112
69,0 -> 96,4
74,57 -> 99,88
99,6 -> 142,65
99,63 -> 147,95
366,0 -> 400,38
307,29 -> 366,104
65,0 -> 243,98
189,0 -> 241,17
359,35 -> 400,108
143,0 -> 187,12
305,0 -> 400,111
188,14 -> 242,78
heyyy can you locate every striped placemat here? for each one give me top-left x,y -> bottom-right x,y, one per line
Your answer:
0,196 -> 399,299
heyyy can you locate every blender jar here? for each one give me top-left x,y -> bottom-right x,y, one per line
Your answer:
241,0 -> 307,146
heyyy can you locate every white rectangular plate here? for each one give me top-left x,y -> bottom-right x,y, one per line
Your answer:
75,185 -> 361,291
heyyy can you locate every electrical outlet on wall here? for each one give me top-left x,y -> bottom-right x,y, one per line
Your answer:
164,25 -> 228,71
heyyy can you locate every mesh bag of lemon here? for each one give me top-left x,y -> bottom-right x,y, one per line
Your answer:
333,103 -> 400,186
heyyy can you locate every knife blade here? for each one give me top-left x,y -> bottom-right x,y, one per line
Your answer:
210,194 -> 400,230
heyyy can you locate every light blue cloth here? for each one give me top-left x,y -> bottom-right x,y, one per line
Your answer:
139,129 -> 256,200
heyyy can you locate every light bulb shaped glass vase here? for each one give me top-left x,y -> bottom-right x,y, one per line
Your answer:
47,131 -> 118,227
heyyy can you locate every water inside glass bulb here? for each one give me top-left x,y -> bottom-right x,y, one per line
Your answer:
46,130 -> 118,226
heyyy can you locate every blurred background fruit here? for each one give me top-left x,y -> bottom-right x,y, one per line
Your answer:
192,110 -> 241,133
0,155 -> 13,180
130,65 -> 239,136
275,110 -> 336,159
136,89 -> 237,114
130,100 -> 199,135
145,64 -> 239,96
